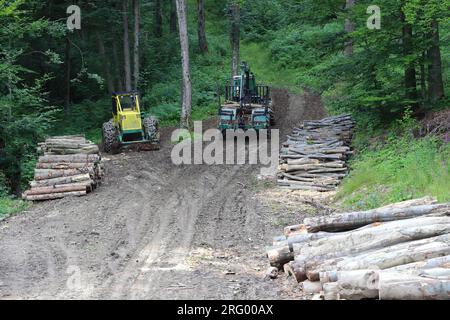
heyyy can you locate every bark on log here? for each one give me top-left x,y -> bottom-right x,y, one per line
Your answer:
23,184 -> 88,196
303,203 -> 450,232
25,191 -> 87,201
34,168 -> 94,180
38,155 -> 100,163
386,255 -> 450,273
30,174 -> 92,188
323,282 -> 339,300
298,217 -> 450,260
301,280 -> 323,294
378,271 -> 450,300
44,146 -> 99,155
283,260 -> 307,282
337,270 -> 379,300
35,162 -> 96,170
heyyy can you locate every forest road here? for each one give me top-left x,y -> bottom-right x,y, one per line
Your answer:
0,89 -> 325,300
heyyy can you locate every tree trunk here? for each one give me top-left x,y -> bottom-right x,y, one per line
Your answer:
154,0 -> 163,37
169,0 -> 178,33
427,20 -> 444,102
175,0 -> 192,129
267,244 -> 293,268
133,0 -> 140,89
336,270 -> 380,300
420,52 -> 427,100
344,0 -> 355,57
401,10 -> 418,108
24,191 -> 87,201
112,40 -> 124,91
298,216 -> 450,261
305,233 -> 450,281
303,203 -> 449,232
122,0 -> 132,91
64,35 -> 71,115
30,174 -> 92,188
24,184 -> 88,196
96,31 -> 115,94
197,0 -> 208,54
230,2 -> 240,77
38,154 -> 100,163
379,271 -> 450,300
386,255 -> 450,273
34,168 -> 95,181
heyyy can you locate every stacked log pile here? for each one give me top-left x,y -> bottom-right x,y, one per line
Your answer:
266,197 -> 450,300
23,135 -> 103,201
278,114 -> 355,191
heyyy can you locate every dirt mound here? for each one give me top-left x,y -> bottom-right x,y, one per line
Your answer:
271,88 -> 327,138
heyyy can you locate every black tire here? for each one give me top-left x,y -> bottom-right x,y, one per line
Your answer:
143,116 -> 160,143
102,120 -> 118,153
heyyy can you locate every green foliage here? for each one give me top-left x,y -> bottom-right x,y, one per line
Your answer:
0,197 -> 29,218
337,127 -> 450,211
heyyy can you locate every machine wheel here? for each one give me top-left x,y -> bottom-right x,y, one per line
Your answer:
143,116 -> 160,143
102,120 -> 118,153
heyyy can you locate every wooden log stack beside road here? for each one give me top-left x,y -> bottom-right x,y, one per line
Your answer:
278,114 -> 355,191
266,197 -> 450,300
22,135 -> 104,201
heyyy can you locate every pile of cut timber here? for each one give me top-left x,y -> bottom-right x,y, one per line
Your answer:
23,135 -> 103,201
278,114 -> 355,191
266,197 -> 450,300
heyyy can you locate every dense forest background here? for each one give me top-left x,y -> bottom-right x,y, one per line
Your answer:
0,0 -> 449,213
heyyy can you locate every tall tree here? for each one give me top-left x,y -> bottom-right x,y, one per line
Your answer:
170,0 -> 178,33
401,10 -> 418,107
175,0 -> 192,128
96,31 -> 115,94
64,35 -> 72,114
122,0 -> 132,91
112,40 -> 124,91
197,0 -> 208,54
230,1 -> 240,77
427,20 -> 444,102
344,0 -> 355,57
133,0 -> 141,89
154,0 -> 163,38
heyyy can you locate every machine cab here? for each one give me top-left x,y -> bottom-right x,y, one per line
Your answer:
112,92 -> 143,132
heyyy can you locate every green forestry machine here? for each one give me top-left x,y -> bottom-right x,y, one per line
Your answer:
218,62 -> 274,135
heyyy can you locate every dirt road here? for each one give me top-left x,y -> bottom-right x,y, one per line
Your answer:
0,89 -> 326,300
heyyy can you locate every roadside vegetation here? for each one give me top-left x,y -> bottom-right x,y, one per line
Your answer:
0,0 -> 448,215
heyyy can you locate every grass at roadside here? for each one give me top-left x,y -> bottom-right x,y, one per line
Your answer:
0,197 -> 29,220
336,135 -> 450,211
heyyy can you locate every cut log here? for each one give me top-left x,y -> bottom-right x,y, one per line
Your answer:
266,245 -> 294,268
378,271 -> 450,300
38,154 -> 100,163
303,203 -> 450,232
306,233 -> 450,281
30,174 -> 92,188
337,270 -> 379,300
23,184 -> 88,196
386,255 -> 450,273
323,282 -> 339,300
298,217 -> 450,260
283,260 -> 307,283
34,168 -> 94,180
35,162 -> 97,170
301,280 -> 323,294
25,191 -> 87,201
283,224 -> 307,237
45,146 -> 99,155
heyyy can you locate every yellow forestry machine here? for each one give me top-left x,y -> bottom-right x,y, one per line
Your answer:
102,91 -> 160,153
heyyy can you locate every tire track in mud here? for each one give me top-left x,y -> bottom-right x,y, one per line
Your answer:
0,89 -> 326,300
